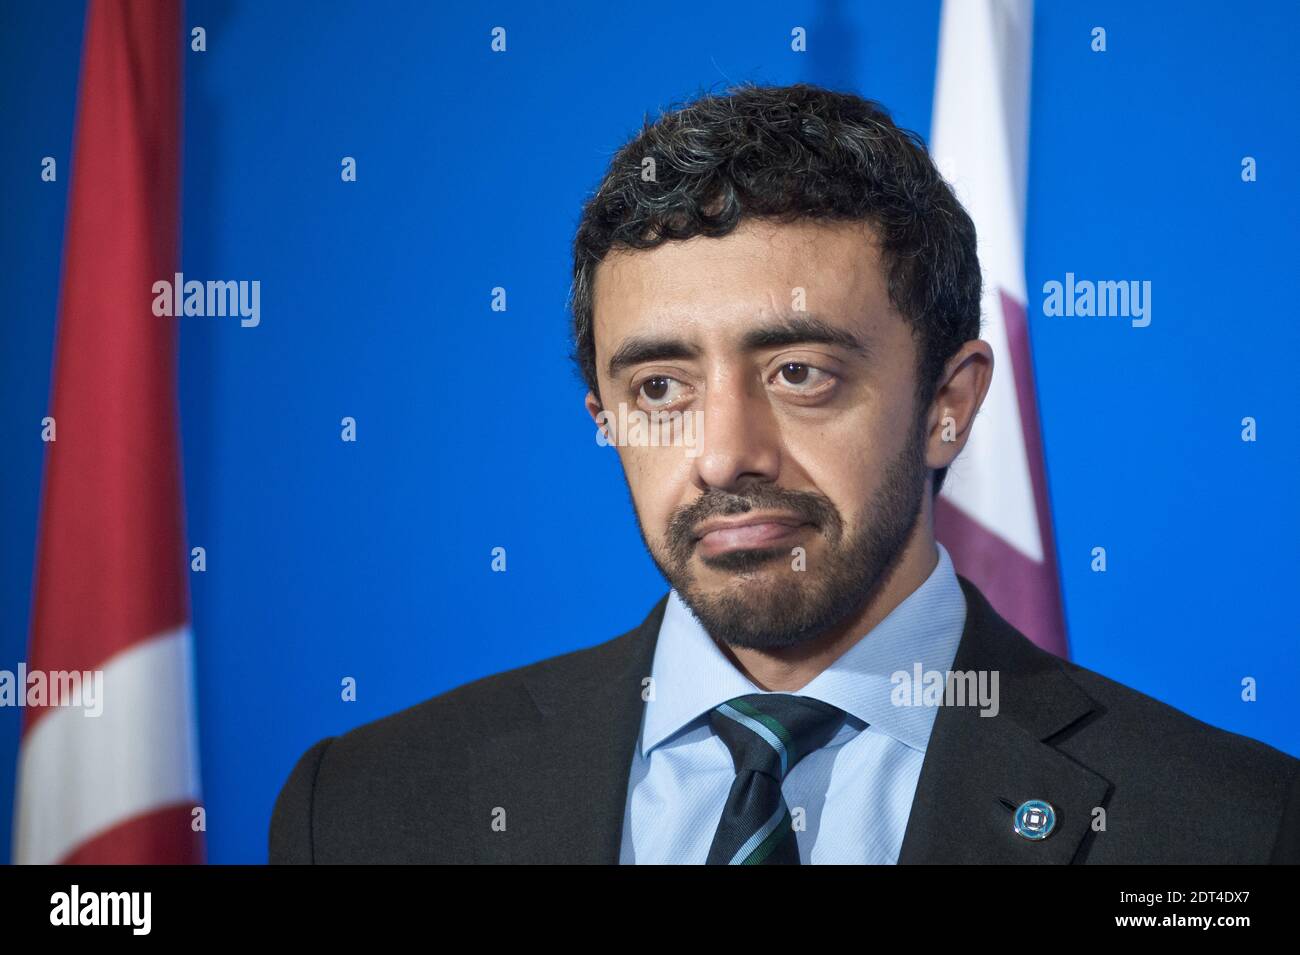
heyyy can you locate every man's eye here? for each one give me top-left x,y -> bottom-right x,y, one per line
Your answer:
639,375 -> 680,404
775,362 -> 826,388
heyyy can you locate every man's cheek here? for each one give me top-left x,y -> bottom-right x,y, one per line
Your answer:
622,445 -> 655,483
626,441 -> 690,482
619,450 -> 667,517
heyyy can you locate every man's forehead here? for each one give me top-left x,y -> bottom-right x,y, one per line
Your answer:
591,218 -> 893,350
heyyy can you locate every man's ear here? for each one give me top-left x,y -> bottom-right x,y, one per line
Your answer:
925,340 -> 994,471
585,390 -> 609,440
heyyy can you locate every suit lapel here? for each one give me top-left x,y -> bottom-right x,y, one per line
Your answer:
471,596 -> 665,863
897,576 -> 1111,863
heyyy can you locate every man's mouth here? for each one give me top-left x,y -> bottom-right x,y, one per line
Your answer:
692,514 -> 813,558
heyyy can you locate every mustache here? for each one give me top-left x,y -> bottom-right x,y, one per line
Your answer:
665,485 -> 842,559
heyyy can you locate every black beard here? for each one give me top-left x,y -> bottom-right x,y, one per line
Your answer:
632,418 -> 929,651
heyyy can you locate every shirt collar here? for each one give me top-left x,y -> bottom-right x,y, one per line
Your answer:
640,541 -> 967,757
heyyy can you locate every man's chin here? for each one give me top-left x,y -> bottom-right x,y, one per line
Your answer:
673,559 -> 832,649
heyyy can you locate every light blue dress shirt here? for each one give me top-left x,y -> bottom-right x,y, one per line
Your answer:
618,541 -> 967,864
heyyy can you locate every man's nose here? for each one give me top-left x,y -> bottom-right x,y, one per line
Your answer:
690,377 -> 781,492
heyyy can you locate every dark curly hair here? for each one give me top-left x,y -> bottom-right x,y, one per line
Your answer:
568,81 -> 982,494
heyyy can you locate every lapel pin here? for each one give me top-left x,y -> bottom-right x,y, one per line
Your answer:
1013,799 -> 1057,840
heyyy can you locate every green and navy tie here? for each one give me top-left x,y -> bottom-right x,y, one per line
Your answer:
706,693 -> 847,865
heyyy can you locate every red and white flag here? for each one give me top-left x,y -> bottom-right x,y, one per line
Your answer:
12,0 -> 204,864
931,0 -> 1067,655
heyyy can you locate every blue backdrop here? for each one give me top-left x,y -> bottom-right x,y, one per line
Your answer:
2,0 -> 1296,864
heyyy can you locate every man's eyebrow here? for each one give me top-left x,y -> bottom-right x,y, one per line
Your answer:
740,314 -> 872,357
605,313 -> 869,379
607,336 -> 700,379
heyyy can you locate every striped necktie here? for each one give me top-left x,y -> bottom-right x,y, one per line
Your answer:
706,693 -> 848,865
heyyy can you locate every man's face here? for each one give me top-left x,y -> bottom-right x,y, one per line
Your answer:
587,218 -> 931,651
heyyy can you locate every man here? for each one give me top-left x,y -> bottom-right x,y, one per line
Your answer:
270,83 -> 1300,864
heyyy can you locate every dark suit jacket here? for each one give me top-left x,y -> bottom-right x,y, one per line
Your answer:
269,575 -> 1300,863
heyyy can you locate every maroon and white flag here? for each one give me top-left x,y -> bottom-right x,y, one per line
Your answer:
12,0 -> 204,864
931,0 -> 1067,655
